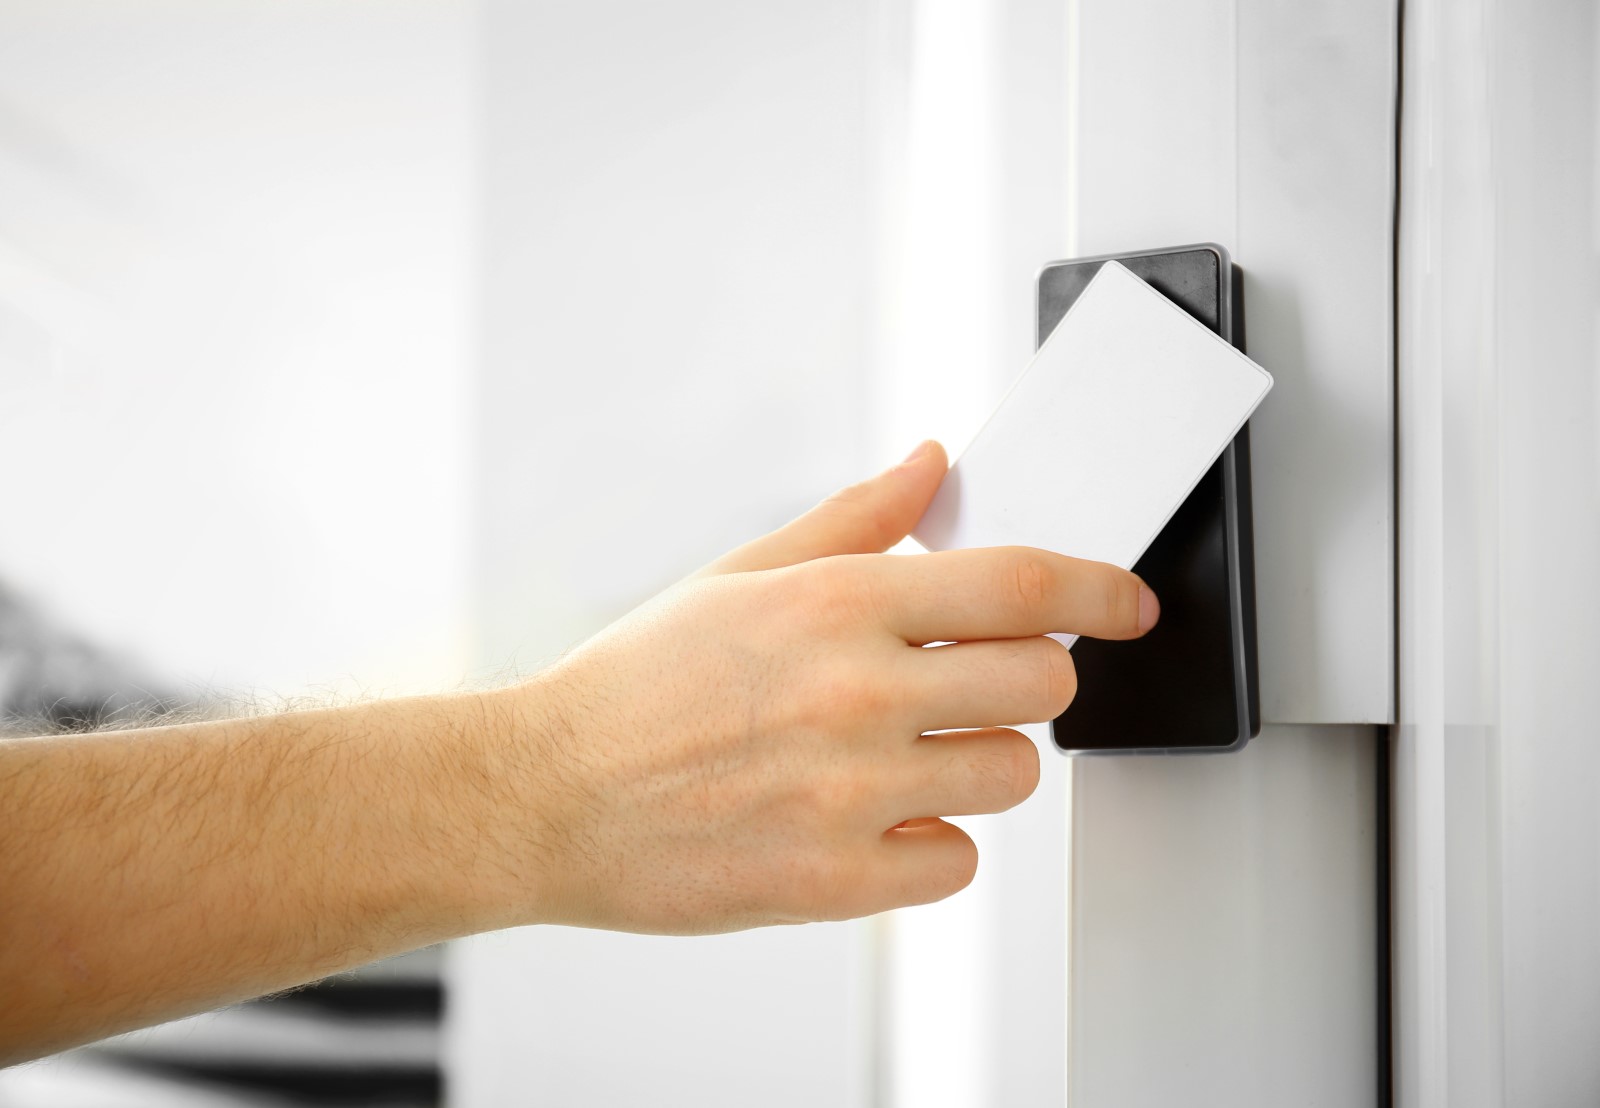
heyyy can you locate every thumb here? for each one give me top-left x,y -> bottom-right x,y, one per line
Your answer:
700,440 -> 948,576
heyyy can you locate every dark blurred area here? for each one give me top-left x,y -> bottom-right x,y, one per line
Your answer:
0,581 -> 189,735
0,582 -> 445,1108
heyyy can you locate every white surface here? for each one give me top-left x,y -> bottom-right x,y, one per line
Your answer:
0,1 -> 476,700
448,4 -> 888,1105
451,926 -> 871,1108
1394,1 -> 1600,1104
914,260 -> 1272,582
1071,725 -> 1378,1106
1075,0 -> 1397,726
1065,1 -> 1392,1104
1233,0 -> 1398,724
878,1 -> 1077,1104
0,1056 -> 272,1108
876,4 -> 1003,1105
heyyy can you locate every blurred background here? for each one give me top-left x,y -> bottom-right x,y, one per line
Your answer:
0,1 -> 1070,1104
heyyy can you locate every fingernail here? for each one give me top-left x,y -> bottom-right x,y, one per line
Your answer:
1138,585 -> 1160,634
901,440 -> 935,465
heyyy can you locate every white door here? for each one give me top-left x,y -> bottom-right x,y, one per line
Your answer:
887,1 -> 1397,1104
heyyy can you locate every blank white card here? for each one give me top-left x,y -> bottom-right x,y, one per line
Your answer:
912,259 -> 1273,581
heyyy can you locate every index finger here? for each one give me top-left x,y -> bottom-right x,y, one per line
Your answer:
867,546 -> 1158,645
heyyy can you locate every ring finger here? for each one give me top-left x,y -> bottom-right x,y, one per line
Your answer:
898,636 -> 1077,732
889,728 -> 1042,822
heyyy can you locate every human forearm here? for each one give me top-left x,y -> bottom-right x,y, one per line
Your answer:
0,688 -> 541,1063
2,441 -> 1158,1064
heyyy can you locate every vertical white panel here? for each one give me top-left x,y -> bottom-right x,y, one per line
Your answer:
1071,725 -> 1377,1107
1078,0 -> 1396,726
1068,0 -> 1391,1103
1074,1 -> 1239,253
1395,0 -> 1600,1104
1492,2 -> 1600,1091
1235,0 -> 1397,725
1393,3 -> 1496,1101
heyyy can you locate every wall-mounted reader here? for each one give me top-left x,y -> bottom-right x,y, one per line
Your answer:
913,245 -> 1268,754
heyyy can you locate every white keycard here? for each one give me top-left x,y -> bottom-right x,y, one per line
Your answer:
911,259 -> 1273,644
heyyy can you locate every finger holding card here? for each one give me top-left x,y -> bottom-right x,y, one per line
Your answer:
911,256 -> 1273,750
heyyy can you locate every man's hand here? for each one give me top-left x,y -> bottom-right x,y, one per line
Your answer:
481,440 -> 1158,934
0,440 -> 1156,1063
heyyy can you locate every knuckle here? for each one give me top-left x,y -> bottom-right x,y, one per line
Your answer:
1009,552 -> 1054,612
975,734 -> 1039,809
793,556 -> 847,610
819,762 -> 875,818
815,666 -> 893,722
797,556 -> 881,632
960,730 -> 1036,810
818,484 -> 895,551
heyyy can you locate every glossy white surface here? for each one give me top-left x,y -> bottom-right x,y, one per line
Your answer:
1394,1 -> 1600,1103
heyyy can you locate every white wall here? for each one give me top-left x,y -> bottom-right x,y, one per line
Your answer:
0,1 -> 476,699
